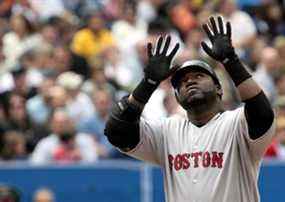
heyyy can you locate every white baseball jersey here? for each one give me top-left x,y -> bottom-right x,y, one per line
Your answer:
124,107 -> 276,202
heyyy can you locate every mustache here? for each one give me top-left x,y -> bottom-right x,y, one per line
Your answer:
185,84 -> 199,91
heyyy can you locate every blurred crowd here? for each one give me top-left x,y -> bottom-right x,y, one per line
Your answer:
0,184 -> 55,202
0,0 -> 284,165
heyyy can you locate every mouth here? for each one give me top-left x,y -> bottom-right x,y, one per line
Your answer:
186,86 -> 199,95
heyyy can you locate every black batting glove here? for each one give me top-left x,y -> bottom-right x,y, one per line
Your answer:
144,35 -> 180,85
201,16 -> 252,86
132,35 -> 180,104
201,16 -> 236,64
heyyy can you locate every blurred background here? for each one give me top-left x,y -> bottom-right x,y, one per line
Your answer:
0,0 -> 284,201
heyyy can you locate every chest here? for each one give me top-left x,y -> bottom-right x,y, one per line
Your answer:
164,120 -> 235,171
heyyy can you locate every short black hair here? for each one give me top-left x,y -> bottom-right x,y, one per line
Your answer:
11,64 -> 26,78
148,17 -> 171,35
0,185 -> 21,202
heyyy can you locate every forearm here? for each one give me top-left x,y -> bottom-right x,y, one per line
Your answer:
104,79 -> 159,151
128,94 -> 145,110
200,15 -> 274,139
243,91 -> 274,139
222,55 -> 261,100
223,57 -> 274,139
129,78 -> 159,108
104,96 -> 142,151
105,35 -> 178,150
236,78 -> 262,101
233,35 -> 256,50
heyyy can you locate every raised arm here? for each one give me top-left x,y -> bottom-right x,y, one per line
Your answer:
104,35 -> 179,151
201,16 -> 274,140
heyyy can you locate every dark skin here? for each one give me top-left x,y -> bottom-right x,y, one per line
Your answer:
129,35 -> 179,109
129,17 -> 261,126
128,35 -> 223,127
106,16 -> 272,152
201,16 -> 261,102
176,71 -> 223,126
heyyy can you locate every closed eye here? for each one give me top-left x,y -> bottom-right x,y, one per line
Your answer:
195,73 -> 205,79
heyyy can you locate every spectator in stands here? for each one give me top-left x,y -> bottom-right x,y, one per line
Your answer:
71,12 -> 115,63
19,50 -> 45,88
78,88 -> 117,158
218,0 -> 257,57
0,0 -> 283,163
246,37 -> 267,71
29,0 -> 65,21
253,47 -> 280,105
274,36 -> 285,68
0,185 -> 20,202
31,109 -> 98,165
56,71 -> 94,124
266,102 -> 285,158
1,93 -> 46,153
0,130 -> 26,160
166,0 -> 198,39
104,45 -> 141,90
26,77 -> 55,125
0,1 -> 15,18
0,65 -> 38,114
39,21 -> 59,47
0,24 -> 8,74
48,85 -> 68,109
163,90 -> 184,117
276,73 -> 285,100
111,0 -> 147,89
53,44 -> 90,80
136,18 -> 184,119
2,13 -> 42,70
264,2 -> 285,37
184,28 -> 204,59
141,79 -> 173,120
33,187 -> 55,202
82,58 -> 118,100
136,17 -> 183,70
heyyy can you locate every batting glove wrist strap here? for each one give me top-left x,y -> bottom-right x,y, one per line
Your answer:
132,78 -> 159,104
223,56 -> 252,86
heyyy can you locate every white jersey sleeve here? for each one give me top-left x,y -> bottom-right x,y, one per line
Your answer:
124,117 -> 165,165
121,107 -> 275,202
234,106 -> 276,161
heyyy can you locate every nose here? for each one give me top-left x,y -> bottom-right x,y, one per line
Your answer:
185,80 -> 198,88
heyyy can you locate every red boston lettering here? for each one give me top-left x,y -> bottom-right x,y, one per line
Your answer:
191,152 -> 202,168
202,151 -> 211,167
168,154 -> 174,170
174,154 -> 183,170
211,152 -> 224,168
168,151 -> 224,171
182,153 -> 191,169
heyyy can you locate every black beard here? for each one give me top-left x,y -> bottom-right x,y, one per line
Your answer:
178,89 -> 217,112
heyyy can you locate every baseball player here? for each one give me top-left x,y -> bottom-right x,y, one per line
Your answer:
104,16 -> 275,202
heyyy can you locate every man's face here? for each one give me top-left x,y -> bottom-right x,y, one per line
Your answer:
176,70 -> 220,110
51,111 -> 73,136
89,16 -> 104,32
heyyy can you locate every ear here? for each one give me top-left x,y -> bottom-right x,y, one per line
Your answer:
216,84 -> 223,98
174,88 -> 181,103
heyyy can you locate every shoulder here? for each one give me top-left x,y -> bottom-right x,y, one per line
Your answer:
221,107 -> 244,118
232,11 -> 253,20
27,95 -> 42,106
36,135 -> 58,149
100,29 -> 113,36
218,107 -> 246,126
76,133 -> 94,143
165,115 -> 187,125
74,28 -> 92,38
143,116 -> 187,130
3,32 -> 18,41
